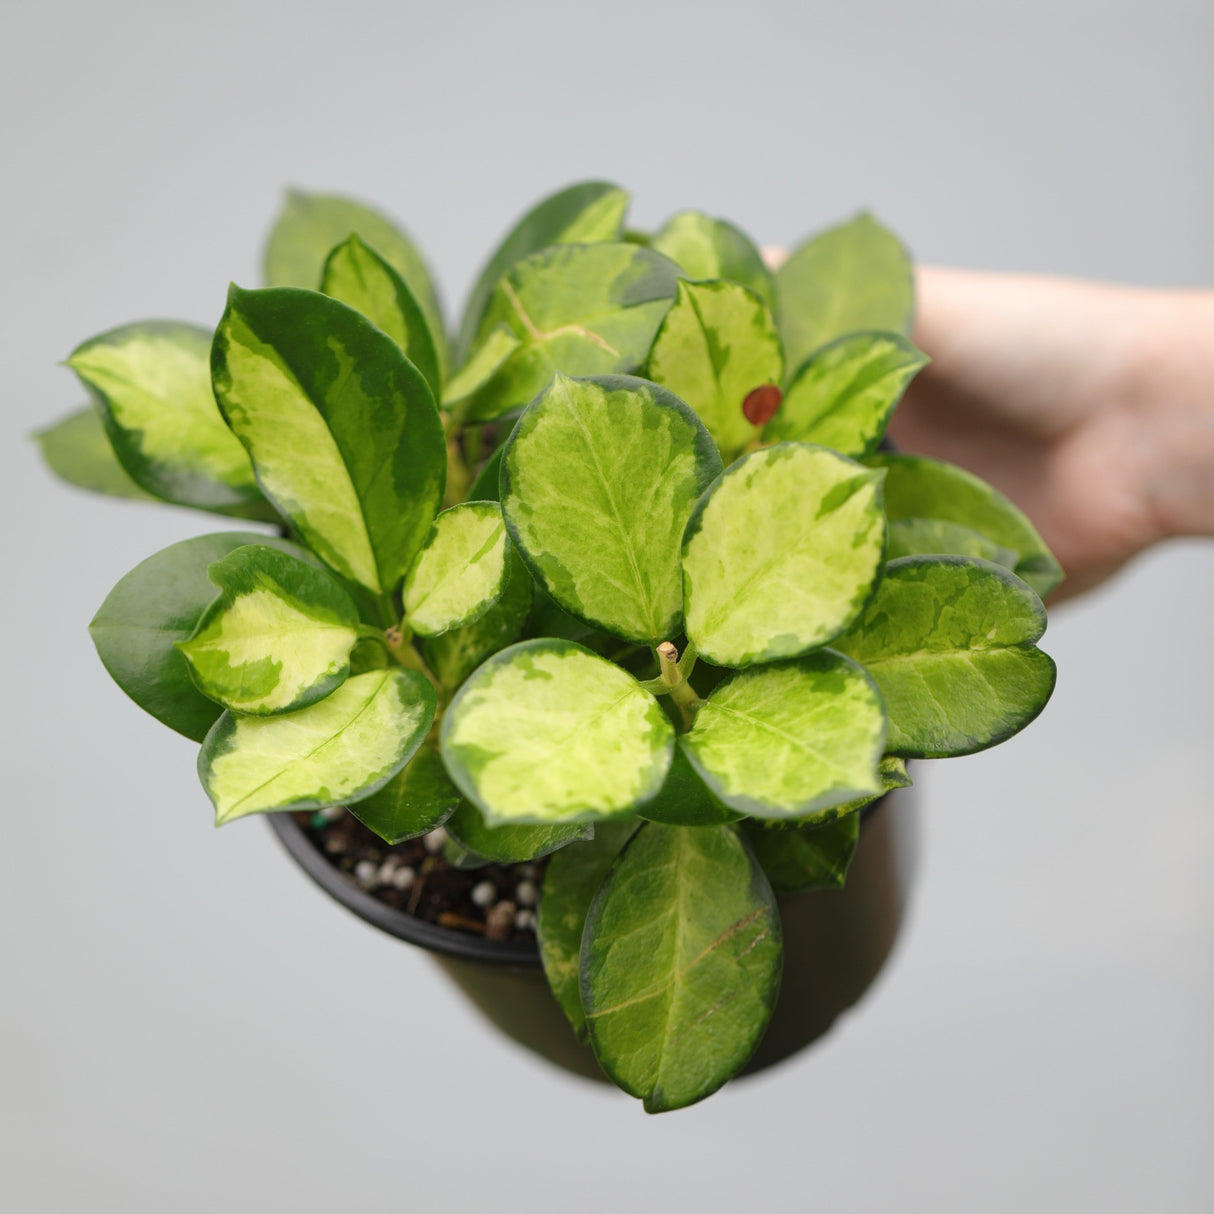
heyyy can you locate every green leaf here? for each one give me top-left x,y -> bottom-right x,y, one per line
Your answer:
682,443 -> 886,667
211,286 -> 446,596
459,242 -> 681,422
348,744 -> 462,844
649,210 -> 775,306
764,331 -> 927,457
745,813 -> 860,894
886,517 -> 1020,568
833,556 -> 1057,757
466,443 -> 505,503
440,638 -> 673,825
536,819 -> 640,1041
403,502 -> 510,637
177,544 -> 361,715
199,668 -> 435,824
456,181 -> 630,363
263,189 -> 447,376
581,823 -> 782,1112
502,374 -> 722,643
321,234 -> 441,399
870,453 -> 1064,597
89,532 -> 322,742
34,405 -> 157,501
418,551 -> 533,688
776,212 -> 914,375
445,800 -> 592,864
67,322 -> 268,516
442,326 -> 521,409
681,652 -> 886,820
645,279 -> 783,459
637,744 -> 741,826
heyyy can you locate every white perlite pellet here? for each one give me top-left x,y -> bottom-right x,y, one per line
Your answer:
515,909 -> 536,931
514,879 -> 538,907
354,860 -> 378,888
423,827 -> 448,853
392,866 -> 416,891
470,880 -> 497,908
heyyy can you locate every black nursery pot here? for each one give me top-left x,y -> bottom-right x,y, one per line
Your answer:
268,789 -> 918,1083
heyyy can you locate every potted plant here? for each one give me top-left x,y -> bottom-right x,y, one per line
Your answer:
37,181 -> 1060,1112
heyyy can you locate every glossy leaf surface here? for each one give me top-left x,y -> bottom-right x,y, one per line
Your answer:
833,556 -> 1057,757
764,330 -> 927,457
444,801 -> 591,864
178,544 -> 361,714
35,406 -> 156,501
682,653 -> 886,820
537,819 -> 640,1041
871,453 -> 1064,597
502,374 -> 721,643
212,286 -> 446,595
646,280 -> 783,458
746,813 -> 860,894
776,213 -> 914,374
441,639 -> 673,825
649,210 -> 774,305
200,669 -> 435,824
682,444 -> 885,666
68,322 -> 264,514
403,502 -> 510,637
887,517 -> 1019,568
348,744 -> 461,844
321,235 -> 441,398
581,823 -> 782,1112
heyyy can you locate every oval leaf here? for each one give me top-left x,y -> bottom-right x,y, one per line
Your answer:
35,405 -> 156,502
682,443 -> 886,667
764,330 -> 927,457
444,800 -> 592,864
581,823 -> 782,1112
199,669 -> 435,824
211,286 -> 446,596
502,374 -> 722,643
537,819 -> 641,1041
321,234 -> 441,398
403,502 -> 510,637
460,242 -> 681,422
681,653 -> 887,820
89,532 -> 318,741
178,544 -> 362,714
833,556 -> 1057,757
263,189 -> 446,375
442,326 -> 521,409
776,212 -> 914,375
67,322 -> 266,515
348,745 -> 462,844
870,452 -> 1064,597
650,210 -> 774,306
887,517 -> 1019,568
456,181 -> 630,362
440,638 -> 674,825
745,813 -> 860,894
646,279 -> 784,459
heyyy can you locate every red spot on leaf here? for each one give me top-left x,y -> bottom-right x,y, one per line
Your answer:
742,384 -> 782,427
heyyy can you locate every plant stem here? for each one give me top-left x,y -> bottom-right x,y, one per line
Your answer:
444,435 -> 471,506
653,641 -> 703,732
383,623 -> 441,694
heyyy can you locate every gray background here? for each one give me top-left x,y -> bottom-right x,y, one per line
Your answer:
2,1 -> 1211,1209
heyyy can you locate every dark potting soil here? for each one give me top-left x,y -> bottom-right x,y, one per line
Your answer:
292,809 -> 543,944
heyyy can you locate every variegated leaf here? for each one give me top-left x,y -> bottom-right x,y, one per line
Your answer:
321,235 -> 441,398
537,819 -> 640,1042
502,374 -> 722,643
581,822 -> 782,1112
649,210 -> 775,306
776,212 -> 915,374
67,322 -> 268,516
466,443 -> 506,503
199,669 -> 435,824
834,556 -> 1057,757
682,443 -> 886,667
456,180 -> 630,362
444,800 -> 592,864
459,243 -> 681,422
211,286 -> 446,597
348,744 -> 462,844
646,279 -> 784,459
178,544 -> 362,715
440,639 -> 673,825
403,502 -> 510,637
886,517 -> 1019,569
745,813 -> 860,894
35,405 -> 156,502
263,189 -> 447,375
441,326 -> 520,409
636,742 -> 740,826
870,453 -> 1064,597
764,330 -> 927,457
90,532 -> 320,742
681,653 -> 887,820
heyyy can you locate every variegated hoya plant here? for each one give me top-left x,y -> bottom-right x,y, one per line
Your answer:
39,182 -> 1060,1112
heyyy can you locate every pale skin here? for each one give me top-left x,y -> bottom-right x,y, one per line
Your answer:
764,253 -> 1214,600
